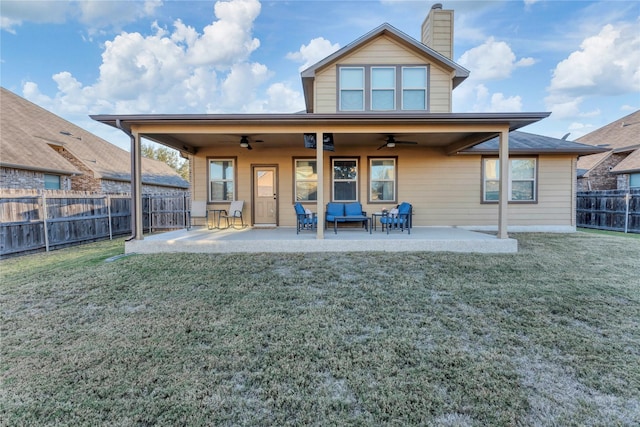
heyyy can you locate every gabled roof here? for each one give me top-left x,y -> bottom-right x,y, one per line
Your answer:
576,110 -> 640,176
1,87 -> 189,189
460,131 -> 608,155
611,148 -> 640,174
300,23 -> 470,113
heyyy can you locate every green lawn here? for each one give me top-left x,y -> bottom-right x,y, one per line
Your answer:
2,233 -> 639,426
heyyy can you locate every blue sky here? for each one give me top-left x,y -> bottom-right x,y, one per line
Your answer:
1,0 -> 639,150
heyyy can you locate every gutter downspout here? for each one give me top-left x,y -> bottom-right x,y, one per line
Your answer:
116,119 -> 138,242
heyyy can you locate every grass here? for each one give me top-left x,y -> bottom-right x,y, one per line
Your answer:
1,232 -> 639,426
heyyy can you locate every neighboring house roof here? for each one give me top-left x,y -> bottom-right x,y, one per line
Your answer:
576,110 -> 640,177
1,87 -> 189,189
300,23 -> 470,113
461,131 -> 608,155
611,148 -> 640,174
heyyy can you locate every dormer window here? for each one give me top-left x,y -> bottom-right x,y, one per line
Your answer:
338,65 -> 429,112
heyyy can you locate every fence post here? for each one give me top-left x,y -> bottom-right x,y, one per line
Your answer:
625,193 -> 631,234
42,192 -> 50,252
148,195 -> 153,234
107,195 -> 113,240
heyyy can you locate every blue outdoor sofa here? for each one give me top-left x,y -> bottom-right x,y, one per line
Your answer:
325,202 -> 369,232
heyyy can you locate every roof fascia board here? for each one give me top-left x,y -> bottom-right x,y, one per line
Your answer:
300,23 -> 469,80
92,112 -> 549,127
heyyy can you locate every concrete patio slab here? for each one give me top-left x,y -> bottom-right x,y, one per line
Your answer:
125,226 -> 518,254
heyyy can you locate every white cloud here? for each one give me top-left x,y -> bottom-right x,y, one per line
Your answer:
20,0 -> 305,142
0,0 -> 161,33
453,37 -> 532,112
186,0 -> 261,67
286,37 -> 341,72
458,37 -> 535,81
545,23 -> 640,118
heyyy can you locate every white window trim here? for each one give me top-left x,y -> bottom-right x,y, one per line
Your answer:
339,67 -> 365,112
401,66 -> 428,111
294,158 -> 318,202
371,67 -> 396,111
337,64 -> 429,112
332,158 -> 359,202
369,157 -> 397,203
208,158 -> 236,202
482,157 -> 538,203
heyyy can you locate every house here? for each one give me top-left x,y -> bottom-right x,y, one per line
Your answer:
576,110 -> 640,191
91,4 -> 604,243
1,87 -> 189,193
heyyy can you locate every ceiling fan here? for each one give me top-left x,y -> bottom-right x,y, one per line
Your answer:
377,135 -> 417,150
239,135 -> 263,150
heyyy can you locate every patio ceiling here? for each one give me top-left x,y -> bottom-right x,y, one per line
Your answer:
91,112 -> 550,156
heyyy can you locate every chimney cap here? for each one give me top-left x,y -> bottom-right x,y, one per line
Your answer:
432,3 -> 443,9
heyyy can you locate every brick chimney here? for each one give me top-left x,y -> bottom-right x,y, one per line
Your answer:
421,3 -> 454,60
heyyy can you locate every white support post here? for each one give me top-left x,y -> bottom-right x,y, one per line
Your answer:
316,131 -> 324,239
498,130 -> 509,239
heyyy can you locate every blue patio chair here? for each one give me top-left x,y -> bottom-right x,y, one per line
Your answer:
380,202 -> 412,234
294,202 -> 317,234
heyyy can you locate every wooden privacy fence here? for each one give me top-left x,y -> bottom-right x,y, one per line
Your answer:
0,190 -> 190,257
576,189 -> 639,234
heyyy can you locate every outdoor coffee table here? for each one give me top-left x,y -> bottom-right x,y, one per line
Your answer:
333,215 -> 371,234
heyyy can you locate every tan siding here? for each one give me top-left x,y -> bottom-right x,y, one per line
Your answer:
314,35 -> 452,113
191,148 -> 576,228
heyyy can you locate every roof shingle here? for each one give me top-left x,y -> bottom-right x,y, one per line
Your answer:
1,87 -> 189,189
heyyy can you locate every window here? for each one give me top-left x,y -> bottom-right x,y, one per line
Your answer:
294,159 -> 318,201
332,158 -> 358,201
369,158 -> 396,202
483,158 -> 537,202
209,158 -> 235,201
339,67 -> 364,111
371,67 -> 395,110
44,174 -> 61,190
338,65 -> 428,112
402,67 -> 427,110
630,173 -> 640,188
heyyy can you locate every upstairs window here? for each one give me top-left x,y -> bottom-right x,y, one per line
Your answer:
339,67 -> 364,111
371,67 -> 395,110
402,67 -> 427,110
338,65 -> 428,112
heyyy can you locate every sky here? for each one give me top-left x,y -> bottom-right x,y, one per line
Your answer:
1,0 -> 639,151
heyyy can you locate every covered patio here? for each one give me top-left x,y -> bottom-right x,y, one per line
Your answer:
125,226 -> 517,254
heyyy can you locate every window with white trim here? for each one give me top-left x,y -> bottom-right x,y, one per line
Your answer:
369,158 -> 396,202
332,158 -> 358,201
339,67 -> 364,111
402,67 -> 427,110
371,67 -> 395,110
630,173 -> 640,188
483,158 -> 537,202
209,159 -> 235,201
337,65 -> 428,112
294,159 -> 318,201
